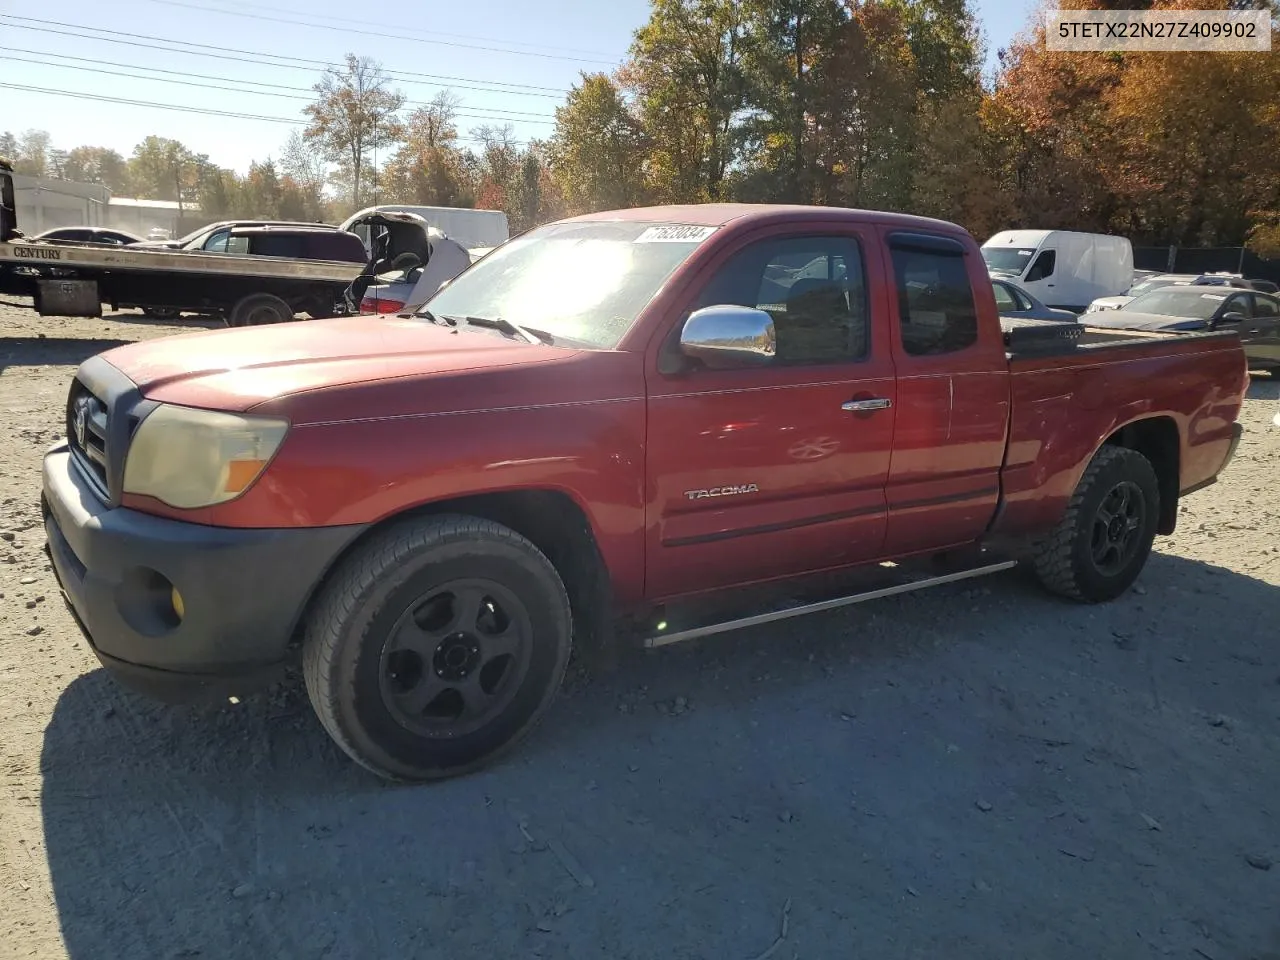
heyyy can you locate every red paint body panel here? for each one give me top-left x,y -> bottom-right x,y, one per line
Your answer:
872,224 -> 1011,554
104,315 -> 582,413
91,203 -> 1248,612
990,336 -> 1247,537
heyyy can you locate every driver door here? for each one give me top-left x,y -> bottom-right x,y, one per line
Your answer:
644,227 -> 897,600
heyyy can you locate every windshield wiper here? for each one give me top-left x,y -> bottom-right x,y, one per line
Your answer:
456,315 -> 554,345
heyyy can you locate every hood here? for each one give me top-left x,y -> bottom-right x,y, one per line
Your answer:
1082,310 -> 1208,332
97,314 -> 577,411
1087,296 -> 1132,311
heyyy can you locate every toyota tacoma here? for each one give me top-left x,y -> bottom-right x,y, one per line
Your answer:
41,204 -> 1248,781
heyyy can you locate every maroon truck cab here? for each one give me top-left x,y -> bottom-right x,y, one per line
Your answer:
41,203 -> 1247,782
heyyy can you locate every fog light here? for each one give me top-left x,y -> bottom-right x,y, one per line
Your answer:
171,585 -> 185,621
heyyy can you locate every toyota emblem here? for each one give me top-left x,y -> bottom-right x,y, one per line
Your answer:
73,399 -> 89,448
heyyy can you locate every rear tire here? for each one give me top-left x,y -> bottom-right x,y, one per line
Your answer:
301,514 -> 573,782
227,292 -> 294,327
1032,445 -> 1160,603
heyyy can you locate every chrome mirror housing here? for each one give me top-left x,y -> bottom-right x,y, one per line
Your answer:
679,305 -> 776,367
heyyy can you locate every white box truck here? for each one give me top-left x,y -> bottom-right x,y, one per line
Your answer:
981,229 -> 1133,313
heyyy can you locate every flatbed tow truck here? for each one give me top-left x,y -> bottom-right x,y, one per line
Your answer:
0,158 -> 436,326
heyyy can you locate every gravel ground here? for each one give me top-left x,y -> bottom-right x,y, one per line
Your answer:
2,299 -> 1279,960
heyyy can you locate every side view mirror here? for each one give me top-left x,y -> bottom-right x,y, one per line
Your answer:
679,305 -> 776,368
1215,311 -> 1246,326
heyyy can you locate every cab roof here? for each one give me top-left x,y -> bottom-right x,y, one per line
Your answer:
561,202 -> 970,235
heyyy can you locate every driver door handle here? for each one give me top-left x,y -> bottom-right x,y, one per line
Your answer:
842,398 -> 892,412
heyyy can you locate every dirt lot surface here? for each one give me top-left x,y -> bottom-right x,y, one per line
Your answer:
1,299 -> 1278,960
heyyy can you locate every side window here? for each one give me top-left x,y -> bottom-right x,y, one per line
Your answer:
1223,293 -> 1251,318
225,235 -> 251,255
350,222 -> 372,252
307,234 -> 366,262
889,237 -> 979,357
1251,294 -> 1278,318
1012,287 -> 1035,311
692,235 -> 870,365
203,230 -> 231,252
1025,249 -> 1056,282
252,234 -> 305,258
991,282 -> 1017,312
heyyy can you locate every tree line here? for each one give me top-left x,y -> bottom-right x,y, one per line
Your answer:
4,0 -> 1279,253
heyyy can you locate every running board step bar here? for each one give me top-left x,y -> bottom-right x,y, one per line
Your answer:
642,558 -> 1018,649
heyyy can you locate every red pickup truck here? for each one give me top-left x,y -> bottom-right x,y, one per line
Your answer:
41,204 -> 1247,782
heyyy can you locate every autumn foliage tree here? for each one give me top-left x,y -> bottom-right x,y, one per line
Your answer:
16,0 -> 1280,252
987,0 -> 1280,246
548,73 -> 651,213
303,54 -> 406,208
540,0 -> 1280,256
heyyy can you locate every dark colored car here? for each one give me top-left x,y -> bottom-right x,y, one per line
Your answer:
1087,285 -> 1280,373
991,277 -> 1079,322
134,219 -> 325,251
134,224 -> 368,320
33,226 -> 144,246
200,225 -> 369,264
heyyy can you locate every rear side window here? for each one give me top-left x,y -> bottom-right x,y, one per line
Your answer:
250,234 -> 306,258
889,234 -> 979,357
306,232 -> 367,263
1252,293 -> 1279,318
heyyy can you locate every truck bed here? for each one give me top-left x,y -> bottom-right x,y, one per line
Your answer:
1001,316 -> 1239,361
994,322 -> 1246,538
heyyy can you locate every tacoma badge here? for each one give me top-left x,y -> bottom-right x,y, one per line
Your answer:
684,483 -> 760,501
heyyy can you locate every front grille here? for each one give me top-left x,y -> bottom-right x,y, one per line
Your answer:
67,378 -> 110,497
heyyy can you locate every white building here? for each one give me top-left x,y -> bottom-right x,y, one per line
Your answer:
12,173 -> 110,234
105,197 -> 201,240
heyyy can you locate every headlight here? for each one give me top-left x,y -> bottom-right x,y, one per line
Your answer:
123,404 -> 289,509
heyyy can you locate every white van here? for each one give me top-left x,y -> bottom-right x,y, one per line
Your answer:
340,205 -> 509,252
981,230 -> 1133,313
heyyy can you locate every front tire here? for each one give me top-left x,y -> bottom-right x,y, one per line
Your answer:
302,515 -> 573,782
1032,445 -> 1160,603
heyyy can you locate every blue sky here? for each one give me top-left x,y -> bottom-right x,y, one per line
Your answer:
0,0 -> 1038,175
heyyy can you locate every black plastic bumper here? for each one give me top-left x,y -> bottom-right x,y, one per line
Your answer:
41,444 -> 366,703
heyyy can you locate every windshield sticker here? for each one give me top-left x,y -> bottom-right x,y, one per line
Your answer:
635,225 -> 718,243
1201,294 -> 1227,300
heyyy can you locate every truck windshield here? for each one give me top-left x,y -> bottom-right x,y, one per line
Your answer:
982,247 -> 1036,274
419,220 -> 717,348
